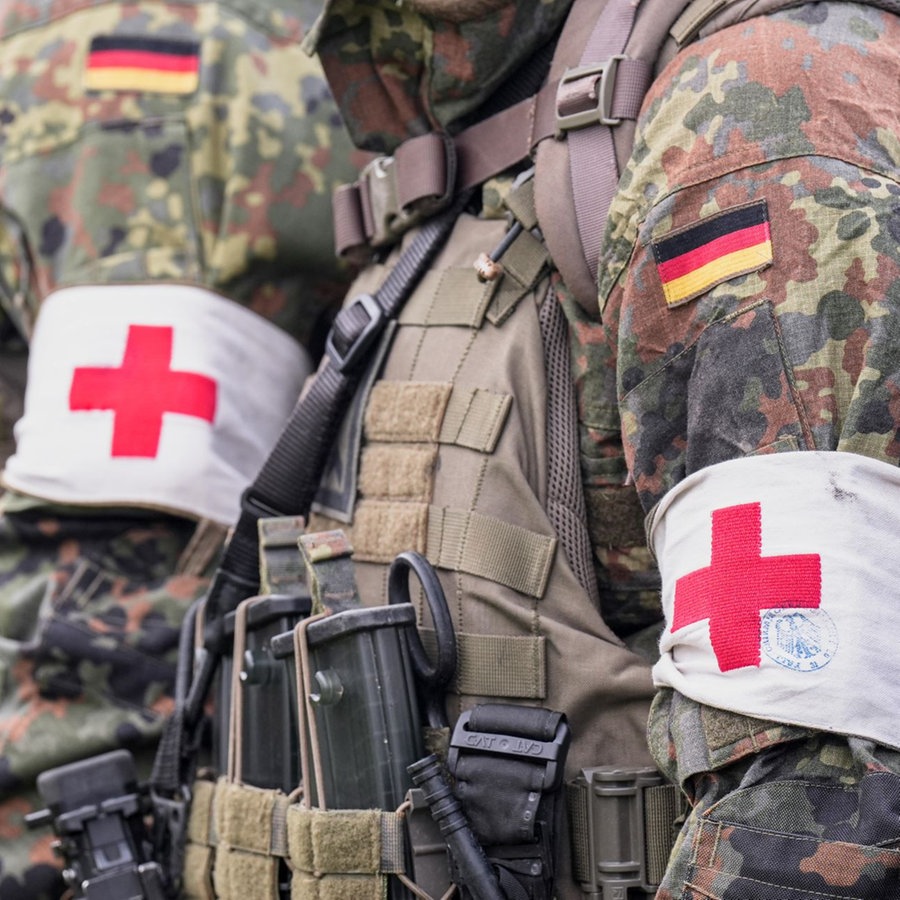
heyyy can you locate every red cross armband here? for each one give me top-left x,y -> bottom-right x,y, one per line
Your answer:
649,451 -> 900,752
3,284 -> 311,525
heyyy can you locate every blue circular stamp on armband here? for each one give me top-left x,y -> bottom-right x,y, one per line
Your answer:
761,609 -> 837,672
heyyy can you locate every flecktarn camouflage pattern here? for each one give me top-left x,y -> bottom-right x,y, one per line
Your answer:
0,0 -> 362,347
0,496 -> 214,899
596,4 -> 900,896
307,0 -> 573,153
0,0 -> 362,895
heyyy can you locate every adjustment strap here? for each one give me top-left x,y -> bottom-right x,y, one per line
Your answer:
563,0 -> 650,288
333,49 -> 652,258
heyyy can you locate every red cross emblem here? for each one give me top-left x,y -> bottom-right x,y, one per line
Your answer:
69,324 -> 217,458
671,502 -> 821,671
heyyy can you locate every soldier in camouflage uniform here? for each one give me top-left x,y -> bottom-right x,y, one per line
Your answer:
0,2 -> 361,896
597,3 -> 900,896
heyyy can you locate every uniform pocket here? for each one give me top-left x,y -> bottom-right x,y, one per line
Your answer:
684,776 -> 900,900
4,116 -> 202,289
622,299 -> 810,508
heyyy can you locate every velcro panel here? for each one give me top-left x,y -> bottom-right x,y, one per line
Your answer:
584,484 -> 648,547
364,382 -> 452,442
286,806 -> 407,899
213,781 -> 289,900
439,387 -> 512,453
421,628 -> 546,699
183,778 -> 217,900
352,500 -> 429,562
220,782 -> 289,855
289,873 -> 383,900
367,382 -> 511,454
428,506 -> 557,599
398,268 -> 497,327
359,445 -> 437,500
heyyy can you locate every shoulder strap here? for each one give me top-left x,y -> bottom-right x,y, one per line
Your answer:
534,0 -> 691,316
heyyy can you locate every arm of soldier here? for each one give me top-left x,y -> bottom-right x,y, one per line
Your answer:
0,4 -> 363,896
598,7 -> 900,899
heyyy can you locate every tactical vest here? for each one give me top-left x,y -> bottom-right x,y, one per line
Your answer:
176,1 -> 900,898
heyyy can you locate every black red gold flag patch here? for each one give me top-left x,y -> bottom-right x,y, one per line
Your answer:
652,201 -> 773,308
84,35 -> 200,94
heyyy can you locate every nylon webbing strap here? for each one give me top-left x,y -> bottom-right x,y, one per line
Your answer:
427,506 -> 557,599
333,48 -> 656,259
398,267 -> 496,327
420,628 -> 546,700
566,0 -> 647,287
446,704 -> 571,900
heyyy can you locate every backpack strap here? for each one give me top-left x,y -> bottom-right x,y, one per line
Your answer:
534,0 -> 693,315
331,24 -> 654,259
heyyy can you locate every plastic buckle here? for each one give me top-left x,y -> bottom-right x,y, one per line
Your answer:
556,55 -> 625,133
360,154 -> 402,247
325,292 -> 384,373
447,709 -> 571,791
360,133 -> 456,248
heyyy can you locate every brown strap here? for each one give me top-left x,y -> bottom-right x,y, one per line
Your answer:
565,0 -> 648,289
333,51 -> 652,257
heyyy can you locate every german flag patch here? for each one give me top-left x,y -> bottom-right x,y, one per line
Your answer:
84,35 -> 200,95
653,201 -> 773,308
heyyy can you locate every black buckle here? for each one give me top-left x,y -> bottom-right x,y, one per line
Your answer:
325,292 -> 385,373
556,55 -> 625,133
447,708 -> 570,791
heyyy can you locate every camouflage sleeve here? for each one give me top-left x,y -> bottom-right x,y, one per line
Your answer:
0,2 -> 364,895
601,4 -> 900,509
0,0 -> 364,347
600,5 -> 900,898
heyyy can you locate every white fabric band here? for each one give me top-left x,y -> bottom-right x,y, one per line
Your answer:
3,284 -> 311,525
650,451 -> 900,751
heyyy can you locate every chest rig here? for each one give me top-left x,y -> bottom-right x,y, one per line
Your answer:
308,172 -> 655,759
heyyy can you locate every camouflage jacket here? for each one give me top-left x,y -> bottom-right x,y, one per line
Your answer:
597,5 -> 900,896
0,0 -> 363,348
0,1 -> 362,895
598,0 -> 900,776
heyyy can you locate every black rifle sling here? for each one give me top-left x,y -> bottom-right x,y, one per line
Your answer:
149,192 -> 471,883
